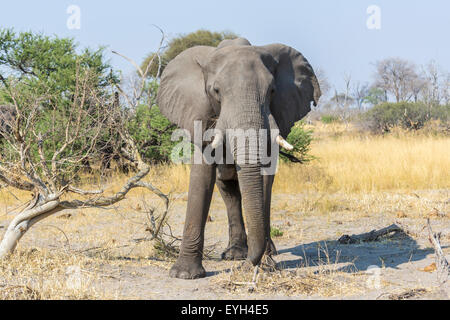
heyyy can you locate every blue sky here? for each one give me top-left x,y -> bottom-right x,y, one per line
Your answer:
1,0 -> 449,92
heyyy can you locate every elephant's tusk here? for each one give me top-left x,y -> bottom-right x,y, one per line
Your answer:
211,131 -> 224,149
276,135 -> 294,151
268,114 -> 293,151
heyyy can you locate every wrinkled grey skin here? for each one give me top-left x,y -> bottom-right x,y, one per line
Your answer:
157,38 -> 321,279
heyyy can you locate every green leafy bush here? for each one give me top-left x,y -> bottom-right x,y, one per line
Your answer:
280,121 -> 314,163
363,102 -> 449,133
430,104 -> 449,123
128,104 -> 177,163
0,28 -> 118,107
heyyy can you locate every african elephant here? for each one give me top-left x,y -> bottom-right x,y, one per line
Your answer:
157,38 -> 321,279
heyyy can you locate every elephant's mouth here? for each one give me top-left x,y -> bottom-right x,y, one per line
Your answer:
217,164 -> 237,180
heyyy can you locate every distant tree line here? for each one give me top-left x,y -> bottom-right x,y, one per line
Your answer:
313,57 -> 449,133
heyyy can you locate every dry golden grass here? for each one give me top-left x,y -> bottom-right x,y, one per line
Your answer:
0,248 -> 115,299
315,135 -> 448,192
274,123 -> 450,193
274,134 -> 449,193
215,267 -> 367,297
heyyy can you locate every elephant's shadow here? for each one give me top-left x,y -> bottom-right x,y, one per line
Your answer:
275,231 -> 435,273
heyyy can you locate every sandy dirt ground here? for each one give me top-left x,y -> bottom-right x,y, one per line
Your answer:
0,189 -> 449,300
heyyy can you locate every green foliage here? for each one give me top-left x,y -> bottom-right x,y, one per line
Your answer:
280,121 -> 314,163
321,114 -> 339,124
270,227 -> 284,238
0,28 -> 118,105
363,102 -> 449,133
128,103 -> 177,163
0,29 -> 120,171
0,67 -> 112,187
141,29 -> 238,77
430,104 -> 449,123
0,88 -> 9,104
126,80 -> 180,163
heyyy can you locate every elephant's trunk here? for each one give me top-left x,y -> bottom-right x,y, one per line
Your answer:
227,102 -> 267,266
236,162 -> 266,265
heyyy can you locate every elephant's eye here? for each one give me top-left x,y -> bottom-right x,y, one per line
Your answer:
214,87 -> 219,94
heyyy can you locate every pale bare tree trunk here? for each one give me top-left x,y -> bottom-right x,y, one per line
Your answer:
0,195 -> 61,258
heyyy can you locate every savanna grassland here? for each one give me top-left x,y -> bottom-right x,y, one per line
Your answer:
0,123 -> 449,299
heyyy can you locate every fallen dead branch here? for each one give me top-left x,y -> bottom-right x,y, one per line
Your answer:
338,224 -> 404,244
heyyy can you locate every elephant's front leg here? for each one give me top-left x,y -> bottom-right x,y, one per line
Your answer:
169,162 -> 216,279
216,178 -> 248,261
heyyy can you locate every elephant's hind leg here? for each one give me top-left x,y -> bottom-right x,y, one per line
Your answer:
216,178 -> 248,261
169,163 -> 216,279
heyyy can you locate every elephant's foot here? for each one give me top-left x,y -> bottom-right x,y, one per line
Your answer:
221,244 -> 248,261
169,256 -> 206,280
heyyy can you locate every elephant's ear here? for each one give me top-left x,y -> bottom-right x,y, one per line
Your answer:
157,46 -> 216,141
259,44 -> 321,138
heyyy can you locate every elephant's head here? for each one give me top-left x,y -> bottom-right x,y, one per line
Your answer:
157,38 -> 321,265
